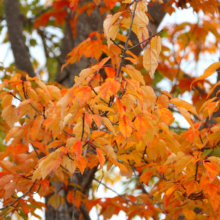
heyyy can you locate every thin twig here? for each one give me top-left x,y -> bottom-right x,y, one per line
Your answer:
116,0 -> 139,78
22,81 -> 46,119
128,29 -> 163,50
110,38 -> 125,50
63,129 -> 75,137
90,85 -> 109,105
131,166 -> 174,220
0,180 -> 37,211
93,178 -> 154,206
81,113 -> 85,141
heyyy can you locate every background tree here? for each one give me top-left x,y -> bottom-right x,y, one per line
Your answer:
0,0 -> 220,220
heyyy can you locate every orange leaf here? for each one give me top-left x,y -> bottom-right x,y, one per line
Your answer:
1,105 -> 18,128
191,61 -> 220,88
96,148 -> 105,168
183,209 -> 196,220
139,171 -> 153,185
105,67 -> 116,78
69,0 -> 79,10
119,115 -> 133,139
204,162 -> 218,179
93,115 -> 103,128
74,156 -> 88,174
21,200 -> 29,215
85,114 -> 93,128
1,94 -> 13,108
134,116 -> 149,137
176,106 -> 194,131
32,142 -> 45,150
100,78 -> 120,99
74,87 -> 92,105
72,141 -> 82,161
170,98 -> 197,115
116,98 -> 125,117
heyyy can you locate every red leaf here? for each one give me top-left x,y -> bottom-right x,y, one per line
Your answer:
72,141 -> 82,160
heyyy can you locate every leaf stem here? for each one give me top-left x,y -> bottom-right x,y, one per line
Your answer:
128,29 -> 163,50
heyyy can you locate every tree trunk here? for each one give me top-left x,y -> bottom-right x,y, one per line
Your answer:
55,0 -> 104,88
4,0 -> 35,77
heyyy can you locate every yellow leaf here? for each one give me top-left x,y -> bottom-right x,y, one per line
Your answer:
104,12 -> 122,47
104,145 -> 117,160
63,113 -> 73,128
2,105 -> 18,128
176,106 -> 195,131
170,98 -> 197,115
160,133 -> 181,154
134,10 -> 149,27
48,194 -> 64,210
36,80 -> 50,96
17,99 -> 34,110
143,48 -> 158,78
191,61 -> 220,88
93,104 -> 115,113
125,65 -> 145,85
61,156 -> 76,174
151,36 -> 161,54
135,26 -> 149,48
1,94 -> 13,108
76,67 -> 96,86
102,117 -> 116,136
47,85 -> 62,100
174,155 -> 192,176
57,93 -> 69,118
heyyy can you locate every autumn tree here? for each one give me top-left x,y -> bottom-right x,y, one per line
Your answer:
1,0 -> 220,220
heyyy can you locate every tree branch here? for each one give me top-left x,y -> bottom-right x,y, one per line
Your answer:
116,0 -> 139,78
0,180 -> 37,211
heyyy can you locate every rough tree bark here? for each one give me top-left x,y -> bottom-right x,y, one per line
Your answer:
4,0 -> 35,77
55,0 -> 104,88
4,1 -> 168,219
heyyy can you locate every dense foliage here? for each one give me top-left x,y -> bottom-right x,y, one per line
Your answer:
1,0 -> 220,219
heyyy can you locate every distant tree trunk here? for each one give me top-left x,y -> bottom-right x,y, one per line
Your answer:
55,0 -> 104,88
4,0 -> 35,77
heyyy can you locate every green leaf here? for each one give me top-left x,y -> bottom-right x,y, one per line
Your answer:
153,71 -> 163,86
30,38 -> 37,47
